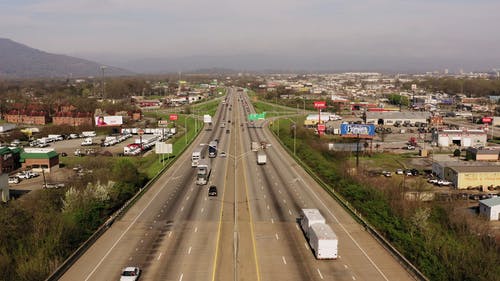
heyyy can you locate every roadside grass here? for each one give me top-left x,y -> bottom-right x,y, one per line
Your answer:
252,101 -> 296,118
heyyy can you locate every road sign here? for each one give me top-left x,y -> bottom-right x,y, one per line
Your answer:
138,129 -> 144,136
248,112 -> 266,121
169,114 -> 178,121
314,101 -> 326,109
317,124 -> 326,132
158,120 -> 169,127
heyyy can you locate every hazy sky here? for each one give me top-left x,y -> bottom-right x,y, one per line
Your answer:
1,0 -> 500,71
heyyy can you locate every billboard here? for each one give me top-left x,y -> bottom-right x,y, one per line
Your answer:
95,116 -> 123,127
169,114 -> 178,121
340,124 -> 375,138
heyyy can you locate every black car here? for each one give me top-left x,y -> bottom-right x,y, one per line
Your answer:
226,129 -> 230,134
208,185 -> 217,197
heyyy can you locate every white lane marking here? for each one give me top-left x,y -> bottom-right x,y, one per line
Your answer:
267,205 -> 270,210
283,199 -> 287,204
205,197 -> 207,201
140,240 -> 144,243
129,256 -> 132,260
352,276 -> 356,280
188,246 -> 192,254
271,218 -> 274,224
186,196 -> 190,201
304,242 -> 309,250
194,227 -> 198,233
201,208 -> 204,213
168,231 -> 172,238
317,268 -> 324,279
275,233 -> 279,240
135,248 -> 138,251
179,273 -> 184,281
145,233 -> 148,236
157,253 -> 162,260
180,206 -> 184,212
282,256 -> 287,264
289,209 -> 292,215
344,264 -> 348,269
263,195 -> 266,199
295,224 -> 300,231
161,209 -> 164,213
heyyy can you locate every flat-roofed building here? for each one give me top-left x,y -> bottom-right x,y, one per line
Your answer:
444,166 -> 500,189
432,129 -> 487,148
466,147 -> 500,161
365,111 -> 430,126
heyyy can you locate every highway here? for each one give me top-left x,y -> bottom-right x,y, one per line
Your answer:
60,88 -> 415,281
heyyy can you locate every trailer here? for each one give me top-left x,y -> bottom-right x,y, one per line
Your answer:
191,145 -> 207,167
308,223 -> 338,259
257,150 -> 267,165
299,209 -> 326,239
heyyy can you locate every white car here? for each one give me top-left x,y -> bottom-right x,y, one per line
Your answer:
437,180 -> 452,186
8,177 -> 20,184
120,267 -> 141,281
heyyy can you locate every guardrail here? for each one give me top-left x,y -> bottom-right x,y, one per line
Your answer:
45,127 -> 203,281
270,127 -> 429,281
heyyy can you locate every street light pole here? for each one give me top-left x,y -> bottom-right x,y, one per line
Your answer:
100,66 -> 106,98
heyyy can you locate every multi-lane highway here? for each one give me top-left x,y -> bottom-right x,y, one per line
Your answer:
60,88 -> 415,281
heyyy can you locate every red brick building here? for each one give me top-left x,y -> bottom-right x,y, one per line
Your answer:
4,110 -> 49,125
52,111 -> 93,126
20,149 -> 59,172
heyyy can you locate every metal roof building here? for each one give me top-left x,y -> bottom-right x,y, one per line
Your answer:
479,197 -> 500,221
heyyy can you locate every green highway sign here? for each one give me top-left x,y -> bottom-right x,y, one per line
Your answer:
248,112 -> 266,121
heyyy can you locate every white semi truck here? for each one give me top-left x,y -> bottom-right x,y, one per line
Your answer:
299,208 -> 338,259
196,158 -> 211,185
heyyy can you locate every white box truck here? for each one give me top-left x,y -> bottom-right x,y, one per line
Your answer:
81,131 -> 96,137
257,151 -> 267,165
300,209 -> 326,238
308,223 -> 338,259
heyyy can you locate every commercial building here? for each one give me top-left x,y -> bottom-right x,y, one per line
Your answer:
365,112 -> 431,126
432,129 -> 487,148
0,147 -> 21,173
20,148 -> 59,172
442,166 -> 500,190
479,197 -> 500,221
466,147 -> 500,161
0,123 -> 16,133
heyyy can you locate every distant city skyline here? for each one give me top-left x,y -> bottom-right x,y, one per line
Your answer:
1,0 -> 500,73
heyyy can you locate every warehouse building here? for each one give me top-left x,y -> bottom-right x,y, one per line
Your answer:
442,166 -> 500,190
432,129 -> 487,148
466,147 -> 500,161
365,112 -> 430,126
479,197 -> 500,221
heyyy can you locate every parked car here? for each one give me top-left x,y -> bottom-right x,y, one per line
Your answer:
395,169 -> 404,175
120,266 -> 141,281
437,180 -> 452,186
8,177 -> 20,184
382,171 -> 392,177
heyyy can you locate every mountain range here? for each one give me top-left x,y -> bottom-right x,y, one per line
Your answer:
0,38 -> 132,79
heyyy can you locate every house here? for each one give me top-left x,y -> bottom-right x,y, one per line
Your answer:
479,197 -> 500,221
4,109 -> 49,125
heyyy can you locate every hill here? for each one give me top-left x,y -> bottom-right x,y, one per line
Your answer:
0,38 -> 133,79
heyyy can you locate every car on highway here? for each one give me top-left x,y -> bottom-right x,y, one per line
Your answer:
120,266 -> 141,281
219,151 -> 226,157
208,185 -> 218,197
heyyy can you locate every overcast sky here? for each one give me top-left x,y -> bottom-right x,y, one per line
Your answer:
1,0 -> 500,72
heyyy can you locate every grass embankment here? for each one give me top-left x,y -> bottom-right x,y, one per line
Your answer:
0,101 -> 218,280
271,117 -> 500,281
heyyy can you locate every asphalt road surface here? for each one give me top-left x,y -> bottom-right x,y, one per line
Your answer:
60,88 -> 415,281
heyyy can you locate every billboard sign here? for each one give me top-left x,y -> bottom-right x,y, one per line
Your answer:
340,124 -> 375,138
158,120 -> 169,127
169,114 -> 178,121
155,142 -> 173,154
314,101 -> 326,109
95,116 -> 123,127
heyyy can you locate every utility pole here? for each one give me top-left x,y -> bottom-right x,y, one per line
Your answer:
100,66 -> 106,98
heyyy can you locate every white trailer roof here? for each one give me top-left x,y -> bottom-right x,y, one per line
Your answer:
310,223 -> 337,240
